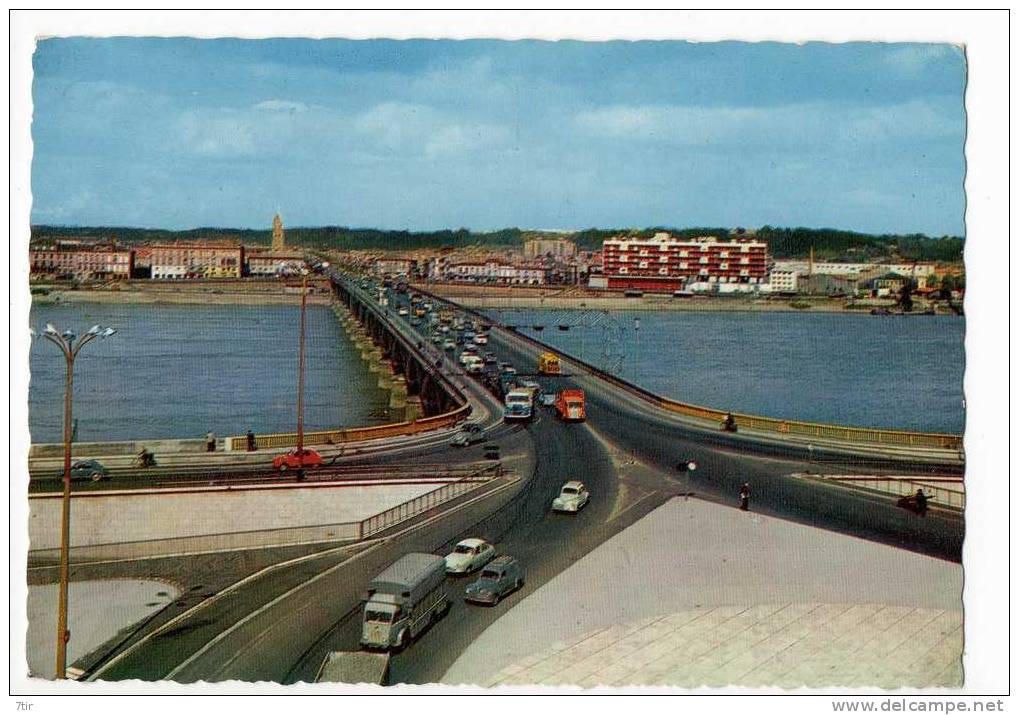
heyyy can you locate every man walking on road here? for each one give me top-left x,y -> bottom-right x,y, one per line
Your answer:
739,482 -> 751,511
206,430 -> 216,453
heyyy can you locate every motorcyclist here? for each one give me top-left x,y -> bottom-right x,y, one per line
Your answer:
723,413 -> 738,433
136,447 -> 155,468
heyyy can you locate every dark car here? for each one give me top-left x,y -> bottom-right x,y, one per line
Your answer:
483,352 -> 498,364
464,556 -> 524,605
57,459 -> 109,482
451,422 -> 485,447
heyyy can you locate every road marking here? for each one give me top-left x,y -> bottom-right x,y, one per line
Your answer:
151,476 -> 521,684
84,540 -> 373,680
608,487 -> 659,524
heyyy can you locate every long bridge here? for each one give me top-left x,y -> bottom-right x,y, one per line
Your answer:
28,269 -> 963,684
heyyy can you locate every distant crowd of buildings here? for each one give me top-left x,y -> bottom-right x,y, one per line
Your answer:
30,220 -> 963,301
29,214 -> 308,282
363,232 -> 963,299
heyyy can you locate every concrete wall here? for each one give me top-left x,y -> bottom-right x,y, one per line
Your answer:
28,480 -> 438,559
30,438 -> 208,459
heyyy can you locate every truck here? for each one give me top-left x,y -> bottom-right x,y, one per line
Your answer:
503,388 -> 534,422
538,352 -> 561,375
360,553 -> 450,651
555,389 -> 586,422
315,651 -> 390,685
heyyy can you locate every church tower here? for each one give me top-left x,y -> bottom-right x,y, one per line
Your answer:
272,213 -> 285,251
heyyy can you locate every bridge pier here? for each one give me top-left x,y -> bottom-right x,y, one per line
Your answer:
332,278 -> 462,417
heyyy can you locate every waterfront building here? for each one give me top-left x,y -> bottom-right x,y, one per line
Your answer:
445,259 -> 545,285
523,237 -> 577,259
766,268 -> 799,293
30,244 -> 134,281
772,259 -> 935,288
272,213 -> 286,252
601,232 -> 768,292
374,256 -> 417,277
150,241 -> 244,280
246,251 -> 307,276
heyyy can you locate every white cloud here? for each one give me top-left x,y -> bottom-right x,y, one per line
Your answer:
575,100 -> 961,149
883,44 -> 962,78
354,102 -> 511,159
175,110 -> 257,157
254,99 -> 308,113
424,123 -> 512,158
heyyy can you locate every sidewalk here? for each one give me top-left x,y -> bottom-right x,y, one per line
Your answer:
443,497 -> 962,689
25,579 -> 180,679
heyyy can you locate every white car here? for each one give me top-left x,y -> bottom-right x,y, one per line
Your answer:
552,480 -> 590,513
445,538 -> 497,574
398,308 -> 409,316
473,333 -> 489,345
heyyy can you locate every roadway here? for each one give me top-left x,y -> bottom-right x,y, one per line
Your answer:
480,320 -> 963,561
386,280 -> 961,561
86,275 -> 962,684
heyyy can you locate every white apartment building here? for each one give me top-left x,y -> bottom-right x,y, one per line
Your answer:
446,260 -> 545,285
766,268 -> 799,293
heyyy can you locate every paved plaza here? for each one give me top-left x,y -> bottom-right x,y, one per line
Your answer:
444,497 -> 963,689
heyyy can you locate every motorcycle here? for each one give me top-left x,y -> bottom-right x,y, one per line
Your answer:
134,449 -> 156,468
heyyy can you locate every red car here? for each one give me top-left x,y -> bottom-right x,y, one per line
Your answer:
273,448 -> 324,472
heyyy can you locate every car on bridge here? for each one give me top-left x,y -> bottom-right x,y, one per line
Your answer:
451,422 -> 485,447
57,459 -> 109,482
445,538 -> 497,575
273,448 -> 324,472
464,555 -> 524,606
552,480 -> 590,513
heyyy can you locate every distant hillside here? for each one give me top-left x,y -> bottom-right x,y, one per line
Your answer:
31,224 -> 964,262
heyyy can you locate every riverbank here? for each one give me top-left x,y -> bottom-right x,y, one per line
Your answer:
30,281 -> 332,306
414,283 -> 956,314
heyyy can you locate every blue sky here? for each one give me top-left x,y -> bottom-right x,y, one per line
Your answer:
31,39 -> 966,235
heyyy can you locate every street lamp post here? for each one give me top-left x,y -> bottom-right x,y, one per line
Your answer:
35,323 -> 115,679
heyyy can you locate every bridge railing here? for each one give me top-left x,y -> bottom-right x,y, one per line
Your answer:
358,462 -> 504,538
227,402 -> 471,451
414,285 -> 964,454
227,275 -> 481,452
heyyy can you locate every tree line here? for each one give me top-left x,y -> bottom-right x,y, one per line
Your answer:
31,224 -> 964,262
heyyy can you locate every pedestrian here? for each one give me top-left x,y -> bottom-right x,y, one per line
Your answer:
246,429 -> 256,452
206,430 -> 216,453
914,488 -> 929,517
739,482 -> 751,511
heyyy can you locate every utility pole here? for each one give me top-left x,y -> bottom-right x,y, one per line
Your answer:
296,272 -> 308,468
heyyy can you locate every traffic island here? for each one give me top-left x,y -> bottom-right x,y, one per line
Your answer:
443,496 -> 962,689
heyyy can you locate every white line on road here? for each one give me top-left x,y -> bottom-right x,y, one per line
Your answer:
162,475 -> 522,681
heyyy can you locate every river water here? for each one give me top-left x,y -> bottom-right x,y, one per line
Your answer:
27,302 -> 390,443
487,309 -> 965,434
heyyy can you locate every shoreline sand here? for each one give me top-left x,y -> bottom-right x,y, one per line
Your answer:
30,289 -> 332,307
